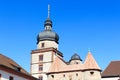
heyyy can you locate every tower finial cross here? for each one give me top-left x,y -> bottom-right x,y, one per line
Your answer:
48,4 -> 50,18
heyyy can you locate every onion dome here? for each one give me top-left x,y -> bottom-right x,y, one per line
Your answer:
70,53 -> 82,61
37,5 -> 59,44
44,18 -> 52,27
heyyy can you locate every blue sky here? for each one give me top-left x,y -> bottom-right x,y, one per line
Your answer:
0,0 -> 120,72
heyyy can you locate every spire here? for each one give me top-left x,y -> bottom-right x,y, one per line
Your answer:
44,4 -> 52,29
37,5 -> 59,44
84,51 -> 101,70
48,4 -> 50,19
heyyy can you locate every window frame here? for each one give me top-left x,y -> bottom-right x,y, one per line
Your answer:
41,43 -> 45,48
39,55 -> 43,61
39,65 -> 43,71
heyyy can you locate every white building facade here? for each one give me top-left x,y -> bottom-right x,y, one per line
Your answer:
0,70 -> 27,80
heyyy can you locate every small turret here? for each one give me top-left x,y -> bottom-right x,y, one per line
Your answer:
69,53 -> 82,65
84,51 -> 101,80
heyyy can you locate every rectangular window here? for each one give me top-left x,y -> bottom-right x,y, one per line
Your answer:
39,55 -> 43,61
9,76 -> 14,80
39,65 -> 43,71
41,43 -> 45,48
39,76 -> 43,80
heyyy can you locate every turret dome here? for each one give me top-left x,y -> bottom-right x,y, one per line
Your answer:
70,53 -> 82,61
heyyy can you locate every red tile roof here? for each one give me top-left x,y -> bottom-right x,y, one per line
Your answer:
0,54 -> 28,74
84,51 -> 101,70
102,61 -> 120,77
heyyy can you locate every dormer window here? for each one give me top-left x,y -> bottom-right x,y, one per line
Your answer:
15,67 -> 21,71
12,64 -> 21,72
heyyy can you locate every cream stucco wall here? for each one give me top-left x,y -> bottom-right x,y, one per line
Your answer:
83,70 -> 101,80
48,72 -> 83,80
0,70 -> 27,80
70,60 -> 82,65
37,40 -> 58,49
48,70 -> 101,80
31,52 -> 53,63
31,50 -> 56,79
32,74 -> 48,80
31,51 -> 54,73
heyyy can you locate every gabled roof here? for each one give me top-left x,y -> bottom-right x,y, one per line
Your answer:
48,56 -> 67,73
102,61 -> 120,77
0,54 -> 28,74
0,54 -> 36,80
84,51 -> 101,70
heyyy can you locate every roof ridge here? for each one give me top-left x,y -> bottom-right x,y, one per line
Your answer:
48,56 -> 67,73
0,54 -> 20,67
102,61 -> 120,77
111,60 -> 120,62
0,53 -> 29,74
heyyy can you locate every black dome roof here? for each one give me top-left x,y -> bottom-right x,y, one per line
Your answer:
71,53 -> 82,61
44,19 -> 52,27
37,30 -> 59,44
